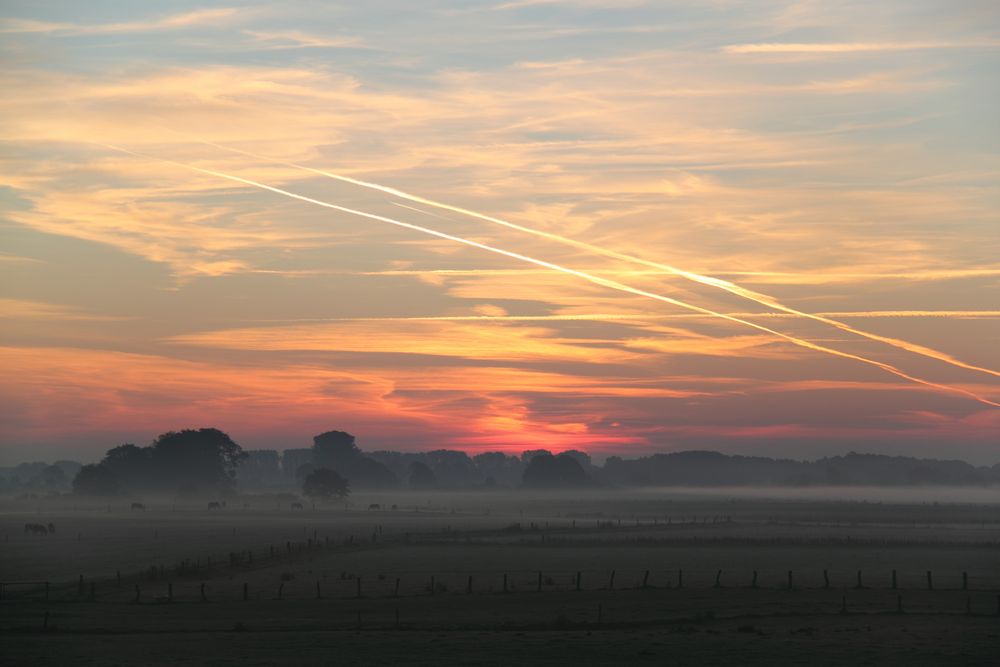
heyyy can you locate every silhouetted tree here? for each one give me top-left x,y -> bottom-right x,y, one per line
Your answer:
522,453 -> 594,488
73,464 -> 122,496
311,430 -> 398,489
409,461 -> 437,490
40,465 -> 68,492
147,428 -> 246,492
302,468 -> 350,499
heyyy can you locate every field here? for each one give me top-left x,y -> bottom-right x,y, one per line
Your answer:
2,487 -> 999,665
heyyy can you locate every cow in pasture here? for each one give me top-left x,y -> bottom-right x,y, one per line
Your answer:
24,523 -> 48,535
131,503 -> 146,511
368,503 -> 381,511
207,501 -> 222,510
290,502 -> 304,510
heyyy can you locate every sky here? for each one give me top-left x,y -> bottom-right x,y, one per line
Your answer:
1,0 -> 998,465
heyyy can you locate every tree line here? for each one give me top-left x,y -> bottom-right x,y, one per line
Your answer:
4,427 -> 997,497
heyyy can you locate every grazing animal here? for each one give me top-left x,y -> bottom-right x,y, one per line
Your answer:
47,522 -> 56,533
368,503 -> 381,511
207,501 -> 222,510
24,523 -> 48,535
131,502 -> 146,511
290,502 -> 304,510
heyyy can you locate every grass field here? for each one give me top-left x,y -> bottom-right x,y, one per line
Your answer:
2,488 -> 998,665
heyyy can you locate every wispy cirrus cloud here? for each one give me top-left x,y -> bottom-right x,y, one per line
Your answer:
723,40 -> 1000,55
0,8 -> 245,35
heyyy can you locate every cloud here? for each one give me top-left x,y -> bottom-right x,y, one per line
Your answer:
722,41 -> 999,55
0,8 -> 243,35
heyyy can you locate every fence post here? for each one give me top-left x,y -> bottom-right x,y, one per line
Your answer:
316,581 -> 321,600
856,570 -> 863,589
200,583 -> 207,602
823,570 -> 830,589
609,570 -> 616,590
926,571 -> 933,591
962,572 -> 968,591
643,570 -> 650,589
278,582 -> 284,600
714,569 -> 722,588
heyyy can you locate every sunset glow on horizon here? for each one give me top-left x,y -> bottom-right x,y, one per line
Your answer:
1,1 -> 998,464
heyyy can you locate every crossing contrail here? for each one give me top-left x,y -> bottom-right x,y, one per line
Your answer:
197,141 -> 999,380
102,144 -> 1000,408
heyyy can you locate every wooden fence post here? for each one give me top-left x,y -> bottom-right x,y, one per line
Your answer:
642,570 -> 650,589
609,570 -> 616,590
856,570 -> 863,589
714,569 -> 722,588
751,570 -> 758,589
926,571 -> 933,590
200,583 -> 207,602
278,582 -> 284,600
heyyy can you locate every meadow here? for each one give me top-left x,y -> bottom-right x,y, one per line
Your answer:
2,488 -> 998,665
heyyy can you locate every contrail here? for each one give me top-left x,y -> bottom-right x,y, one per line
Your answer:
197,142 -> 999,380
102,144 -> 999,408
